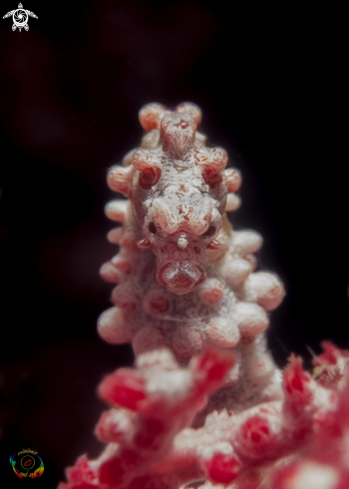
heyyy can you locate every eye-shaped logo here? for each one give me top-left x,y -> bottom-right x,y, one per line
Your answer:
9,449 -> 44,479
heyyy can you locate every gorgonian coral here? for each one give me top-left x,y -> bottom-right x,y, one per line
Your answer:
59,344 -> 349,489
59,103 -> 348,489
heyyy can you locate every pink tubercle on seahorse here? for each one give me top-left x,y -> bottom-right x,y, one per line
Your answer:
98,102 -> 286,418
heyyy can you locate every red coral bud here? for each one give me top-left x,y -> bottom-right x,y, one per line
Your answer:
238,415 -> 275,455
98,370 -> 146,411
63,455 -> 97,489
95,411 -> 119,443
315,341 -> 349,367
284,357 -> 310,394
283,356 -> 313,413
94,409 -> 136,444
195,347 -> 236,392
203,448 -> 241,484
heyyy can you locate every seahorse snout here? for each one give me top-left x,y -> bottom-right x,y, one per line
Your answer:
156,260 -> 206,295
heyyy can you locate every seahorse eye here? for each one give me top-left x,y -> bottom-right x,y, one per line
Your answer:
148,222 -> 157,234
202,225 -> 216,237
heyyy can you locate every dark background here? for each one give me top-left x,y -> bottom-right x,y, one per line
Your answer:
0,1 -> 347,486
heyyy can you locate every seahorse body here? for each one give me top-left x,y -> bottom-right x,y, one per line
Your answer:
98,102 -> 285,421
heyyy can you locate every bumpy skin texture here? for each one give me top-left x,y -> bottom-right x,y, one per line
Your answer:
98,102 -> 286,417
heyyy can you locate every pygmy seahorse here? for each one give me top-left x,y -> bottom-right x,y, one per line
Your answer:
98,102 -> 285,423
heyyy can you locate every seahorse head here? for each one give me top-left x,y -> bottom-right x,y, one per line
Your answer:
132,103 -> 228,295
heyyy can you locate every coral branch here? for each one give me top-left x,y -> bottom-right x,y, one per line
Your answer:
59,345 -> 349,489
59,348 -> 235,489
